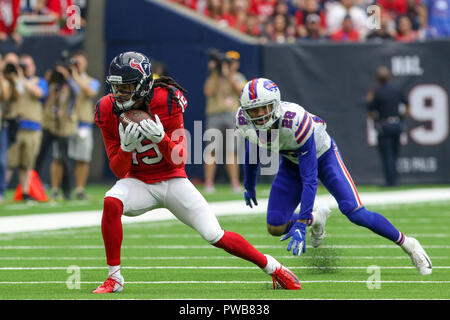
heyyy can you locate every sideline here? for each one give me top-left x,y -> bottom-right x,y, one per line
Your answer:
0,188 -> 449,234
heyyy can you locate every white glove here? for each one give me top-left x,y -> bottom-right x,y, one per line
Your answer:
139,114 -> 165,143
119,122 -> 143,152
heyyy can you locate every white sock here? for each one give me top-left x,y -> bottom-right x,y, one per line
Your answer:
108,265 -> 122,280
262,254 -> 281,275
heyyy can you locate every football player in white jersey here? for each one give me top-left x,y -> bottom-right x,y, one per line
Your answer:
235,78 -> 432,275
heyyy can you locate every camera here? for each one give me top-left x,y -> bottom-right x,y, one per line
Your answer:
3,63 -> 18,75
66,57 -> 79,74
206,48 -> 231,74
49,63 -> 67,85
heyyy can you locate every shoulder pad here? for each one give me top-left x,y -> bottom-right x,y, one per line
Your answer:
94,94 -> 114,126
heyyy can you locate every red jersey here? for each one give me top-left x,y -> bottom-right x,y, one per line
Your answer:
0,0 -> 20,34
95,87 -> 188,184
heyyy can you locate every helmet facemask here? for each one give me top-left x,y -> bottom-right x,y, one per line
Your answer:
241,100 -> 281,130
107,74 -> 153,111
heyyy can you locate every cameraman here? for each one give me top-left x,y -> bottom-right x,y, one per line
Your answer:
3,53 -> 48,201
0,53 -> 20,202
0,53 -> 22,201
203,49 -> 246,194
66,51 -> 100,200
40,63 -> 78,200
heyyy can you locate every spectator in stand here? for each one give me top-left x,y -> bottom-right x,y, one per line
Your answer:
421,0 -> 450,38
0,0 -> 22,44
377,0 -> 408,17
330,14 -> 360,42
171,0 -> 198,10
367,12 -> 396,40
396,14 -> 420,41
301,13 -> 328,40
205,0 -> 229,26
35,0 -> 76,35
262,13 -> 297,42
222,0 -> 250,32
245,13 -> 263,37
295,0 -> 327,38
405,0 -> 424,30
326,0 -> 368,39
249,0 -> 278,25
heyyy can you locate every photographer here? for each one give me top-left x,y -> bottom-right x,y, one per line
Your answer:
3,53 -> 48,201
0,53 -> 20,202
38,62 -> 78,200
66,51 -> 100,200
203,49 -> 246,194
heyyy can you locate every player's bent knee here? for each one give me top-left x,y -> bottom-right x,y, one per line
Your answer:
203,228 -> 225,245
103,196 -> 124,217
267,224 -> 288,236
338,200 -> 361,216
346,206 -> 374,227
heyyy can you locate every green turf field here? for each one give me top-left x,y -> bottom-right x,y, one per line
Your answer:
0,184 -> 449,300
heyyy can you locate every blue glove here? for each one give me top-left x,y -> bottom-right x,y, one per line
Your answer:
244,189 -> 258,208
281,221 -> 307,256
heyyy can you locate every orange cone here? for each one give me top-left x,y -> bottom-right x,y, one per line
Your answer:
14,170 -> 48,202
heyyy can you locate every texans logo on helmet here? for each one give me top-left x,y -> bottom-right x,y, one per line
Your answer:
130,59 -> 149,76
263,80 -> 278,92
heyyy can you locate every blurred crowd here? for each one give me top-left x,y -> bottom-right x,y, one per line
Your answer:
0,0 -> 87,44
170,0 -> 450,43
0,50 -> 99,203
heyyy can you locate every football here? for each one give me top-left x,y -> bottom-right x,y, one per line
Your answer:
119,109 -> 151,128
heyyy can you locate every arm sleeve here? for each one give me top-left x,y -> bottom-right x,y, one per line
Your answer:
243,139 -> 260,190
94,99 -> 132,178
297,133 -> 318,221
155,114 -> 187,168
100,125 -> 133,178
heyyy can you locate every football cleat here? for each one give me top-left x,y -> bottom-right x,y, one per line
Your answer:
92,274 -> 124,294
401,237 -> 432,275
272,266 -> 302,290
310,206 -> 332,248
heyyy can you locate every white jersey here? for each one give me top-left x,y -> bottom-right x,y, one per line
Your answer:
236,101 -> 332,163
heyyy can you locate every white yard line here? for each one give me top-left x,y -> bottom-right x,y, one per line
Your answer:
0,266 -> 449,270
0,187 -> 450,234
0,245 -> 449,249
0,255 -> 448,260
0,280 -> 449,284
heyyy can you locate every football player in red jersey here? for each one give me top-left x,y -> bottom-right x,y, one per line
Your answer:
92,51 -> 301,293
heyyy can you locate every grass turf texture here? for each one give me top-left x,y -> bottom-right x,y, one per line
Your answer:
0,192 -> 449,300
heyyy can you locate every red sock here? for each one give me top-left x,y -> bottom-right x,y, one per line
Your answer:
102,197 -> 123,266
213,231 -> 268,268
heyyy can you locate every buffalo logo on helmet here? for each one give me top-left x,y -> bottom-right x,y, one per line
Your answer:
263,80 -> 278,92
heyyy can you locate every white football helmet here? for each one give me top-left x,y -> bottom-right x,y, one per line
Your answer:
240,78 -> 281,129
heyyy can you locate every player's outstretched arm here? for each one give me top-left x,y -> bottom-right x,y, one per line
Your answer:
297,134 -> 318,222
243,139 -> 259,208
